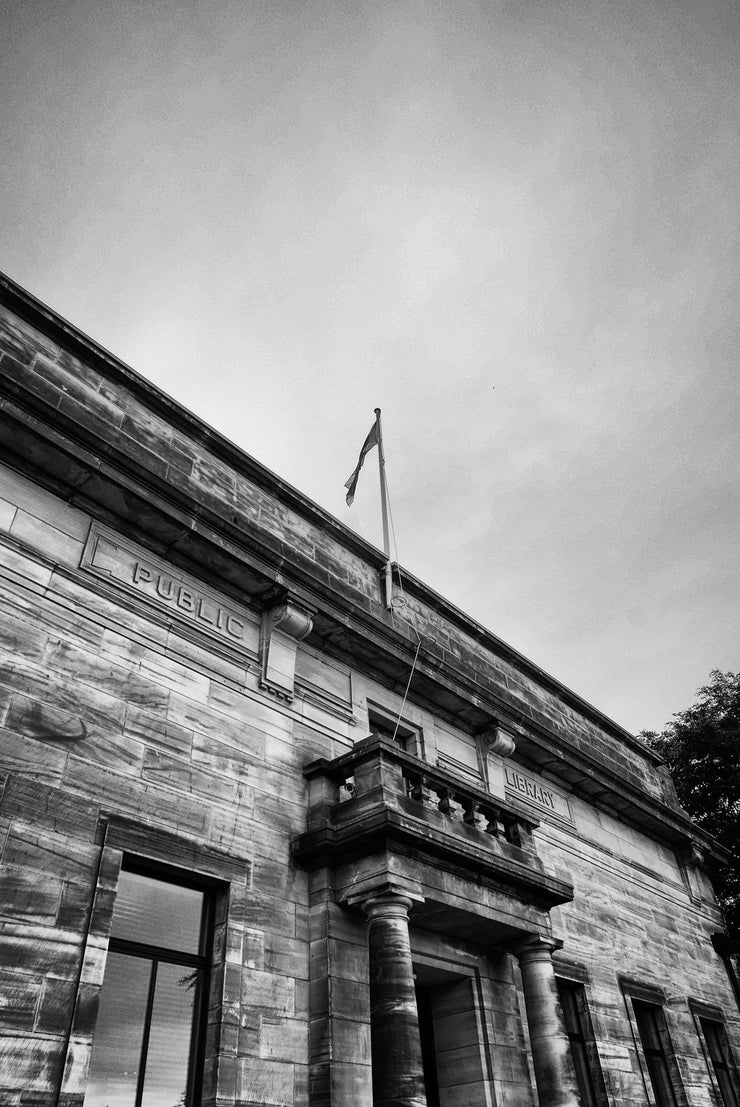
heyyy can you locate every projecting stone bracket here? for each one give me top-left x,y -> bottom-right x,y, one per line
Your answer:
259,598 -> 314,702
679,841 -> 707,869
476,723 -> 517,790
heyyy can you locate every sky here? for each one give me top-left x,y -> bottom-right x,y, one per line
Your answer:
2,0 -> 738,735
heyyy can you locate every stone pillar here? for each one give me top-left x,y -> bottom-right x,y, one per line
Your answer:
515,937 -> 580,1107
363,894 -> 427,1107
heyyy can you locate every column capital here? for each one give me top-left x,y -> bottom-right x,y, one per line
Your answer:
362,893 -> 415,922
510,934 -> 563,964
344,878 -> 425,912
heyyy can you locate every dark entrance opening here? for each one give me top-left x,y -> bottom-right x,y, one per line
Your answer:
414,962 -> 487,1107
416,982 -> 442,1107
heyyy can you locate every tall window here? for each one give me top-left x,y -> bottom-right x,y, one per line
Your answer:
556,979 -> 603,1107
83,863 -> 212,1107
700,1018 -> 739,1107
632,1001 -> 679,1107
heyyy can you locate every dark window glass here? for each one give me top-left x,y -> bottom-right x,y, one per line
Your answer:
632,1001 -> 679,1107
557,980 -> 599,1107
701,1019 -> 739,1107
83,864 -> 210,1107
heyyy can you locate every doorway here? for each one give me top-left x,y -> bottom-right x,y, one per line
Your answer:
414,963 -> 488,1106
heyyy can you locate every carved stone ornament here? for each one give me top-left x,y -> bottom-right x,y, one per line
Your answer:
259,599 -> 315,702
680,842 -> 706,869
479,726 -> 517,759
476,724 -> 517,790
267,602 -> 314,642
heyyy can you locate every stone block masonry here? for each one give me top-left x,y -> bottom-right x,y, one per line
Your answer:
0,272 -> 737,1107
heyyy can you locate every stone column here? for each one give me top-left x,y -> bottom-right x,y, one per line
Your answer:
363,894 -> 427,1107
515,937 -> 580,1107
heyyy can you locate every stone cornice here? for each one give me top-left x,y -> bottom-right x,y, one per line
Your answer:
0,272 -> 657,756
0,271 -> 724,862
0,272 -> 386,571
292,807 -> 575,909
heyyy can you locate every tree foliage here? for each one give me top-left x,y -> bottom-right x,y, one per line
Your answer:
642,670 -> 740,944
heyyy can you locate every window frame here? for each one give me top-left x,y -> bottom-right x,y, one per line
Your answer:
368,701 -> 425,757
620,978 -> 686,1107
59,814 -> 251,1107
689,999 -> 740,1107
89,857 -> 216,1107
555,974 -> 607,1107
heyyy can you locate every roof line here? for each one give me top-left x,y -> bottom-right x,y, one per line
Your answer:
1,269 -> 651,756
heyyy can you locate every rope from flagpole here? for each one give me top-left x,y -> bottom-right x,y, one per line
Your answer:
381,449 -> 425,742
391,634 -> 423,744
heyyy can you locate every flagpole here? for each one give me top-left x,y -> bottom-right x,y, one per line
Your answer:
374,407 -> 393,610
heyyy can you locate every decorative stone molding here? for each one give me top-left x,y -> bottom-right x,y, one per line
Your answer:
680,841 -> 706,869
259,599 -> 314,702
267,602 -> 314,642
362,892 -> 415,921
345,877 -> 425,911
677,841 -> 712,905
510,933 -> 562,960
476,723 -> 517,789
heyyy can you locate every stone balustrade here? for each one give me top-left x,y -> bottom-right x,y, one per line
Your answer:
294,733 -> 578,1107
296,733 -> 550,885
398,759 -> 535,850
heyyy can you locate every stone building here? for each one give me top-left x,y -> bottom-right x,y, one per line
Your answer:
0,269 -> 738,1107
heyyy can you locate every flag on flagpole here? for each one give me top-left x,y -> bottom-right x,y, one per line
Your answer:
344,421 -> 379,506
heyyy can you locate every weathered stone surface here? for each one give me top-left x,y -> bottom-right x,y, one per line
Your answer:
365,896 -> 427,1107
0,278 -> 736,1107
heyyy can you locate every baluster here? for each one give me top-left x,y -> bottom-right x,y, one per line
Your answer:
482,805 -> 504,837
506,820 -> 534,849
405,771 -> 429,803
435,785 -> 455,815
461,795 -> 481,826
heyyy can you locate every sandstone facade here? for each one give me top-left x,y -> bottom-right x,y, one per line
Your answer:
0,272 -> 737,1106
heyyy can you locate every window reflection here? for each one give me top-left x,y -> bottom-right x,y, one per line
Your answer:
84,952 -> 149,1107
83,865 -> 210,1107
111,870 -> 205,954
141,962 -> 199,1107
